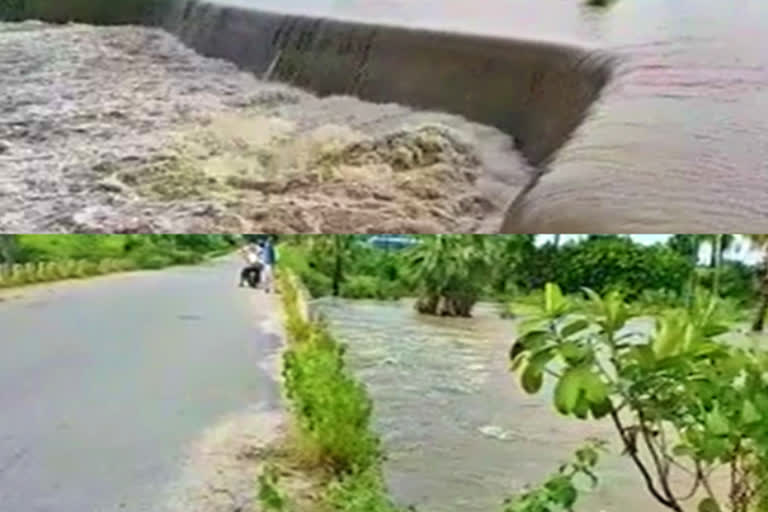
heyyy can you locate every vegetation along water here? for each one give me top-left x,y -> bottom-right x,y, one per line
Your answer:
3,234 -> 767,511
266,234 -> 768,512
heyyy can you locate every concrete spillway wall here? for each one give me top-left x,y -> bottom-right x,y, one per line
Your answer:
160,0 -> 615,167
3,1 -> 615,167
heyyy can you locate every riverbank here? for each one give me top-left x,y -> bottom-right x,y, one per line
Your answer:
0,21 -> 530,233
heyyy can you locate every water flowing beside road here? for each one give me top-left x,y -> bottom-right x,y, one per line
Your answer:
316,298 -> 666,512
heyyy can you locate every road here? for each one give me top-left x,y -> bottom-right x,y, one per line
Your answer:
0,257 -> 282,512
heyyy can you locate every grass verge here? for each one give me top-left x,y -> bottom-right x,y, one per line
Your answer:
0,235 -> 236,290
266,269 -> 405,512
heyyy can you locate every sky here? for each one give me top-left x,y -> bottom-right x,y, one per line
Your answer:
535,235 -> 763,265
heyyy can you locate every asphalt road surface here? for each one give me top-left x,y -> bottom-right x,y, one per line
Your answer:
0,256 -> 282,512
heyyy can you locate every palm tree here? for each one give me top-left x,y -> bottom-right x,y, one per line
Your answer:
307,235 -> 356,297
745,235 -> 768,331
705,234 -> 734,268
407,235 -> 491,317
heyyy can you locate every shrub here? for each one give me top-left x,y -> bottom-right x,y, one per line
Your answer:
4,0 -> 171,23
326,467 -> 406,512
279,275 -> 380,473
510,283 -> 768,512
340,275 -> 402,300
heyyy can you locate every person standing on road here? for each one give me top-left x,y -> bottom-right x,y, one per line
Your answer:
260,238 -> 277,293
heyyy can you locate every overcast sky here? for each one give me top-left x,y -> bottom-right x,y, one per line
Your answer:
535,235 -> 763,265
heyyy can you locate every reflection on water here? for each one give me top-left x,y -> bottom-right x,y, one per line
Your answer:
316,298 -> 666,512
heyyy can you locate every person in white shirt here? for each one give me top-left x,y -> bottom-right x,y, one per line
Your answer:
239,243 -> 263,287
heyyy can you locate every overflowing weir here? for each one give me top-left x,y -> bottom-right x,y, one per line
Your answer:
158,0 -> 615,168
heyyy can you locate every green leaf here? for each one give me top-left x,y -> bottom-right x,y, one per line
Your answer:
529,347 -> 556,370
560,319 -> 589,338
582,287 -> 604,313
589,397 -> 612,419
742,399 -> 762,425
554,369 -> 583,415
517,330 -> 550,351
702,323 -> 729,338
628,345 -> 656,369
573,393 -> 590,420
698,497 -> 721,512
652,315 -> 685,359
521,364 -> 544,394
582,371 -> 608,405
510,351 -> 528,372
544,283 -> 568,316
545,476 -> 578,508
560,341 -> 591,365
509,341 -> 526,362
706,408 -> 730,436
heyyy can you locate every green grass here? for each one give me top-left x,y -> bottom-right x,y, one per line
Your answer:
0,235 -> 236,289
274,270 -> 407,511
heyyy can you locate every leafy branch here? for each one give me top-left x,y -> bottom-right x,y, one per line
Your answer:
510,283 -> 768,512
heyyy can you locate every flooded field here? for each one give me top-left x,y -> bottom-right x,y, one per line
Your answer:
316,298 -> 668,512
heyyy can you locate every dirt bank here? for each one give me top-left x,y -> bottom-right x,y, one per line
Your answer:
0,21 -> 531,233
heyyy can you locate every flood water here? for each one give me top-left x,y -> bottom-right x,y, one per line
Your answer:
213,0 -> 768,230
316,298 -> 669,512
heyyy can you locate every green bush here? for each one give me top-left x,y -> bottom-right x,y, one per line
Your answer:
279,273 -> 380,472
277,270 -> 405,510
519,237 -> 693,300
510,283 -> 768,512
340,275 -> 402,300
2,0 -> 171,23
326,467 -> 406,512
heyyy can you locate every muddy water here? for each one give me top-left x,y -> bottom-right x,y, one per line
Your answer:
316,298 -> 668,512
222,0 -> 768,231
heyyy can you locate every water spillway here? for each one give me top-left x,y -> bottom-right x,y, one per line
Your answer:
157,0 -> 614,168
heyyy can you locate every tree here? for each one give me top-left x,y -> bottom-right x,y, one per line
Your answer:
305,235 -> 357,297
0,235 -> 17,264
407,235 -> 491,317
745,235 -> 768,331
704,234 -> 735,269
488,235 -> 535,296
510,284 -> 768,512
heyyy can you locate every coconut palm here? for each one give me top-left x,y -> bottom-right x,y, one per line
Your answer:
745,234 -> 768,331
407,235 -> 491,317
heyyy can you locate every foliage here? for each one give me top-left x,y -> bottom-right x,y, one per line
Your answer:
408,235 -> 492,317
744,236 -> 768,332
258,465 -> 289,512
503,440 -> 606,512
697,263 -> 757,304
1,0 -> 170,23
0,235 -> 236,289
519,237 -> 693,300
510,283 -> 768,512
278,271 -> 381,474
326,467 -> 411,512
278,237 -> 407,300
276,271 -> 410,511
486,235 -> 536,298
341,274 -> 403,300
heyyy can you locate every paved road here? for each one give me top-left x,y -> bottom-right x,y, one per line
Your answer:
0,257 -> 282,512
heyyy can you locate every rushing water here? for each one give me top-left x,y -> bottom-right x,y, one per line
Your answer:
212,0 -> 768,230
316,298 -> 672,512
